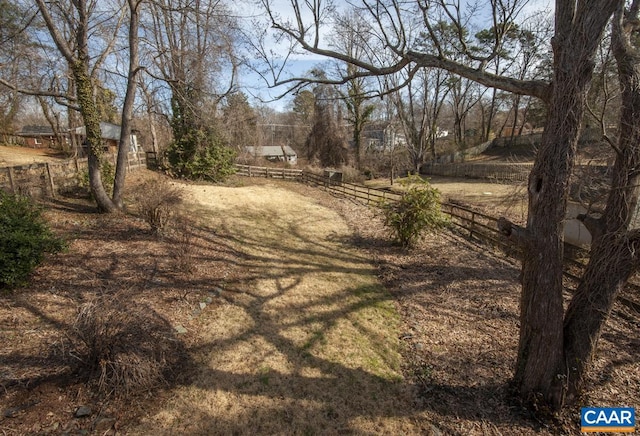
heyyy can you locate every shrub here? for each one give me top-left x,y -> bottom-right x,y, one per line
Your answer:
0,191 -> 66,288
132,176 -> 183,235
172,214 -> 196,272
72,294 -> 186,397
165,127 -> 236,182
381,176 -> 449,248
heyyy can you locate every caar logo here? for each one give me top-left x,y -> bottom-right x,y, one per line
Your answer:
581,407 -> 635,433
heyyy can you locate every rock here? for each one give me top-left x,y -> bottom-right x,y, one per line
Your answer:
199,302 -> 207,310
414,342 -> 425,351
174,324 -> 188,334
204,296 -> 213,304
93,417 -> 116,433
211,287 -> 223,296
3,407 -> 20,418
75,406 -> 92,418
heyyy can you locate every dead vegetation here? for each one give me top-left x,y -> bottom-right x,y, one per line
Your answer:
0,171 -> 637,435
72,293 -> 188,397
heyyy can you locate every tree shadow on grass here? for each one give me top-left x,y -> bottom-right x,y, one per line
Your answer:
1,185 -> 558,434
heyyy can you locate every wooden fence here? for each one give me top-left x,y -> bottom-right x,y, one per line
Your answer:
234,164 -> 640,310
0,151 -> 147,198
421,162 -> 533,182
301,171 -> 403,204
235,164 -> 303,180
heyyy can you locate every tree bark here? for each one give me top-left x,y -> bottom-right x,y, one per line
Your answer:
73,61 -> 117,213
562,0 -> 640,404
514,0 -> 619,409
113,0 -> 141,208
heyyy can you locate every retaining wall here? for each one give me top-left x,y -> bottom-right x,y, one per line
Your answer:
0,151 -> 146,198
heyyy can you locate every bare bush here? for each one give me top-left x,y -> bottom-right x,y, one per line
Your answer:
132,175 -> 183,235
72,294 -> 186,397
172,214 -> 196,273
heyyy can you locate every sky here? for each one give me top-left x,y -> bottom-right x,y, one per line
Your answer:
234,0 -> 554,112
232,0 -> 337,111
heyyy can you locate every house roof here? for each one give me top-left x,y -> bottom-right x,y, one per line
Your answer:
73,122 -> 123,141
20,125 -> 55,136
245,145 -> 297,157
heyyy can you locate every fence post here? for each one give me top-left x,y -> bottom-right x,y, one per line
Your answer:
46,163 -> 56,198
7,167 -> 15,194
470,212 -> 476,238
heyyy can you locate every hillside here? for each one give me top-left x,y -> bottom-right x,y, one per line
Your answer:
0,172 -> 637,435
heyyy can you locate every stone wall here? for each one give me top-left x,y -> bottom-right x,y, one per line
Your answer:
0,152 -> 146,198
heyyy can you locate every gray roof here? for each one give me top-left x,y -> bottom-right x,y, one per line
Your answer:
20,125 -> 55,136
245,145 -> 297,157
73,122 -> 122,140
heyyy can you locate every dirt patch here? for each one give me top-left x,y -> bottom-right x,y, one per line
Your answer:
0,172 -> 637,435
0,145 -> 67,167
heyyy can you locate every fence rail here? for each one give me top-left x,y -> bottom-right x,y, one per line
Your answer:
421,162 -> 533,182
234,164 -> 640,308
235,164 -> 303,180
301,171 -> 403,204
0,151 -> 147,198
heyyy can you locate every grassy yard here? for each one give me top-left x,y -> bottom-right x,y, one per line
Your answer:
0,171 -> 637,435
131,182 -> 416,434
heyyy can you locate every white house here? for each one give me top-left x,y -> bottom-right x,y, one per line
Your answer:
72,122 -> 140,156
244,145 -> 298,165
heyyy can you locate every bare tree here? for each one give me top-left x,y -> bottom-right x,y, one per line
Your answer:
113,0 -> 143,208
306,80 -> 349,167
0,1 -> 40,133
259,0 -> 635,410
331,9 -> 377,169
144,0 -> 239,179
221,91 -> 258,151
391,67 -> 449,172
34,0 -> 126,212
562,0 -> 640,403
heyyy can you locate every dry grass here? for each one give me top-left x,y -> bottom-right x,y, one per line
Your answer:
72,293 -> 187,397
0,171 -> 637,435
132,180 -> 413,434
367,175 -> 529,224
0,145 -> 67,167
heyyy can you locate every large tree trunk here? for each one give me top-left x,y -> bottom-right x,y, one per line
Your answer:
562,0 -> 640,404
510,0 -> 619,409
73,62 -> 117,213
113,0 -> 141,208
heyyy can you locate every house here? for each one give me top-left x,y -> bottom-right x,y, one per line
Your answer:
72,122 -> 140,156
244,145 -> 298,165
362,122 -> 407,153
18,125 -> 67,149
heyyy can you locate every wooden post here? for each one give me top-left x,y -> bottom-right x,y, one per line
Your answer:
470,212 -> 476,238
46,163 -> 56,198
7,167 -> 15,194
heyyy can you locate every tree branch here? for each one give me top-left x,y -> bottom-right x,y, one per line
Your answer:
497,217 -> 533,249
35,0 -> 75,63
0,77 -> 78,105
406,51 -> 551,102
577,214 -> 604,241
